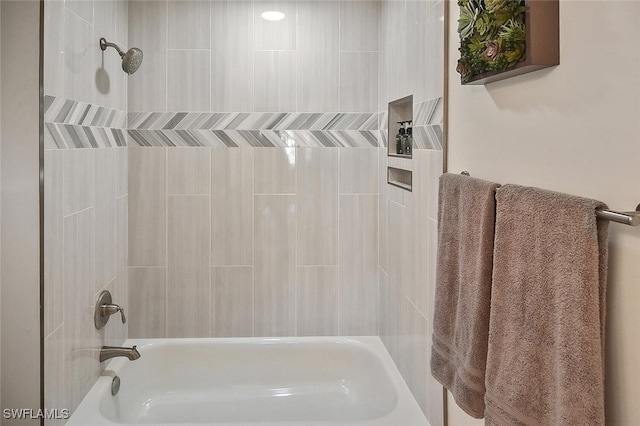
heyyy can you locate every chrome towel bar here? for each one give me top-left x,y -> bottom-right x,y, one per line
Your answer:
595,207 -> 640,226
459,171 -> 640,227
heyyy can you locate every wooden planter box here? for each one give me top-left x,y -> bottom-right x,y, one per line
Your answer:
462,0 -> 559,85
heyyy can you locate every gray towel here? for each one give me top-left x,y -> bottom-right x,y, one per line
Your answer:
485,185 -> 609,425
430,173 -> 500,419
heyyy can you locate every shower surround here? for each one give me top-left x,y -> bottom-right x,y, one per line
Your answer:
42,0 -> 444,424
125,0 -> 384,339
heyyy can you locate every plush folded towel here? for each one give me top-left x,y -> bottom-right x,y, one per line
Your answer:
485,185 -> 609,425
430,173 -> 501,419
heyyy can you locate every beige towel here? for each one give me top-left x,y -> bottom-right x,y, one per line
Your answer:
430,173 -> 500,418
485,185 -> 609,425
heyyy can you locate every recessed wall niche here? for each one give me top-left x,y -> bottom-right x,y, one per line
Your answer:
387,95 -> 413,158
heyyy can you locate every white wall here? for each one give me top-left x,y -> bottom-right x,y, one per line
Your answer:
447,1 -> 640,424
1,1 -> 41,424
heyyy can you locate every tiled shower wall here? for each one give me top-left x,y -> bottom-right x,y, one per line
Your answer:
128,0 -> 379,113
127,0 -> 383,338
43,0 -> 129,422
128,146 -> 379,337
378,0 -> 445,424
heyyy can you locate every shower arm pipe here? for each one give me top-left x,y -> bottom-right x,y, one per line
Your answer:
459,171 -> 640,227
100,38 -> 125,57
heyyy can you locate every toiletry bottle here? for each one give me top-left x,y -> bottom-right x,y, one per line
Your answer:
405,121 -> 412,155
395,122 -> 405,154
401,121 -> 410,155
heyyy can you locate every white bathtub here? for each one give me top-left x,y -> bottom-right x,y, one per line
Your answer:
67,336 -> 429,426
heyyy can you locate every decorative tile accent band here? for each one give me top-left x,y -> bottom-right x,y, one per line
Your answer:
127,111 -> 381,148
128,129 -> 380,148
413,97 -> 443,127
42,95 -> 442,150
44,95 -> 127,149
44,95 -> 127,129
45,123 -> 127,149
128,111 -> 379,131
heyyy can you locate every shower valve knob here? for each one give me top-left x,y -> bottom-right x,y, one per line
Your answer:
94,290 -> 127,329
102,304 -> 126,324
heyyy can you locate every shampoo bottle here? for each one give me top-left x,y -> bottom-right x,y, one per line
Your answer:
405,121 -> 412,155
395,122 -> 405,154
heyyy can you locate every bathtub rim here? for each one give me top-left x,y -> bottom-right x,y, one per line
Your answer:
66,336 -> 430,426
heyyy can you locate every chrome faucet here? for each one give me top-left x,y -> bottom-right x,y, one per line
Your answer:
100,345 -> 141,362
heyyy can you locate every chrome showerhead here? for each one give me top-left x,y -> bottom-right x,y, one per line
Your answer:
99,37 -> 143,75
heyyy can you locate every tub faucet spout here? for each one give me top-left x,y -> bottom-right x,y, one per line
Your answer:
100,345 -> 141,362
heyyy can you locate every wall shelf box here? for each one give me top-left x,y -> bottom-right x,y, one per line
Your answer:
387,95 -> 413,158
387,167 -> 412,192
459,0 -> 559,85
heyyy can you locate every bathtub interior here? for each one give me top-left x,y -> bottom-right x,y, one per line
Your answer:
70,337 -> 429,425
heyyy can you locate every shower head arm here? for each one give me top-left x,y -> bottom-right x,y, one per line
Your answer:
100,37 -> 125,57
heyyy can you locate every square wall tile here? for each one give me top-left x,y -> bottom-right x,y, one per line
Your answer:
297,266 -> 338,336
168,50 -> 211,112
168,147 -> 211,194
212,267 -> 254,337
254,51 -> 297,112
254,147 -> 296,194
254,0 -> 297,51
340,52 -> 379,112
168,0 -> 210,49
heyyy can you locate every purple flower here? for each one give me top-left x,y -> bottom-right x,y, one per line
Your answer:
485,41 -> 500,61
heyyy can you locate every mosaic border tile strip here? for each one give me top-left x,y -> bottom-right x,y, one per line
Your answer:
42,95 -> 442,150
128,111 -> 379,131
128,129 -> 380,148
45,123 -> 127,149
44,95 -> 127,149
44,95 -> 127,129
127,111 -> 381,148
413,97 -> 443,127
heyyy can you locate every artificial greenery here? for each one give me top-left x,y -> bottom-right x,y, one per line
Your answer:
457,0 -> 526,82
